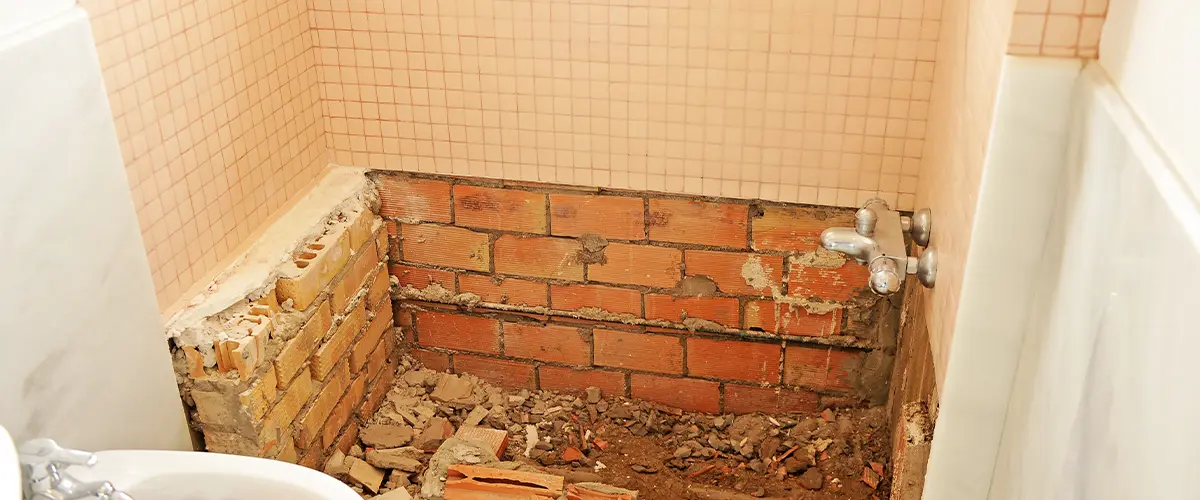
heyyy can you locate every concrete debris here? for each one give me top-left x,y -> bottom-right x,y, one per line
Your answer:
798,468 -> 824,490
413,417 -> 455,451
360,424 -> 414,448
345,456 -> 385,493
365,448 -> 424,472
328,355 -> 889,499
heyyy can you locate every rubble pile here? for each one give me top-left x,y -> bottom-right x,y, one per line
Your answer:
325,357 -> 890,499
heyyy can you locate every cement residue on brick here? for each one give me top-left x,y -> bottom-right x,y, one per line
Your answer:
673,275 -> 718,297
789,248 -> 847,269
739,255 -> 777,291
397,284 -> 482,308
576,233 -> 609,265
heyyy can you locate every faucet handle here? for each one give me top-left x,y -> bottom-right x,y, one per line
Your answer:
18,439 -> 97,468
867,258 -> 903,295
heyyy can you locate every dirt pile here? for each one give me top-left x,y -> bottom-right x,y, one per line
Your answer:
326,357 -> 890,499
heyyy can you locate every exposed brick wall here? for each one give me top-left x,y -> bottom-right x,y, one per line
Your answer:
377,172 -> 901,414
178,206 -> 399,467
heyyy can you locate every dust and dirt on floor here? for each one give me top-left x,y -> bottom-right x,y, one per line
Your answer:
326,357 -> 892,500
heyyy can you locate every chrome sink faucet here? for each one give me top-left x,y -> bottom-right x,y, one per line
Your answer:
820,199 -> 936,295
18,439 -> 133,500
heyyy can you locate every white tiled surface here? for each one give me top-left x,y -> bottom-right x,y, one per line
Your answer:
0,7 -> 189,450
922,56 -> 1080,500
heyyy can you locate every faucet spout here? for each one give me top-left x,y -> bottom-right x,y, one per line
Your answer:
820,227 -> 878,263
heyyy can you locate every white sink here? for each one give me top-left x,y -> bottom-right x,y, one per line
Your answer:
65,450 -> 360,500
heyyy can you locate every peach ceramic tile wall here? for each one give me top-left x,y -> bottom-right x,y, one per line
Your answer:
1009,0 -> 1107,57
79,0 -> 328,309
310,0 -> 943,209
917,0 -> 1014,384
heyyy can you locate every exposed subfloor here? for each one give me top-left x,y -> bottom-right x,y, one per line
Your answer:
328,356 -> 892,499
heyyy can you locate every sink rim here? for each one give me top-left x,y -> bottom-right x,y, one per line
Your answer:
66,449 -> 359,499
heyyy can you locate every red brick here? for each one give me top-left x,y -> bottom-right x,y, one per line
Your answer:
391,264 -> 455,290
593,329 -> 683,374
783,346 -> 859,391
378,175 -> 452,223
494,235 -> 584,281
744,299 -> 841,337
550,284 -> 642,316
459,274 -> 548,306
413,349 -> 451,372
454,185 -> 548,234
686,338 -> 780,383
644,295 -> 739,327
723,384 -> 819,414
503,323 -> 590,365
415,311 -> 501,354
538,366 -> 627,396
549,193 -> 645,240
752,205 -> 854,252
630,374 -> 720,413
684,250 -> 783,295
648,199 -> 748,248
787,258 -> 871,302
453,354 -> 536,389
401,223 -> 490,271
588,243 -> 681,288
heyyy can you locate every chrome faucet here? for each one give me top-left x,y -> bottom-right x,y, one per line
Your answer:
820,199 -> 936,295
19,439 -> 134,500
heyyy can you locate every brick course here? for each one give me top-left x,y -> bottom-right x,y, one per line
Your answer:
375,172 -> 899,414
179,213 -> 400,464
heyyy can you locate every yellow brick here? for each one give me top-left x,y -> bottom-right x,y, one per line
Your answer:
277,227 -> 351,310
275,433 -> 298,463
352,305 -> 393,373
315,226 -> 352,284
239,368 -> 279,421
297,360 -> 351,446
365,266 -> 390,312
321,374 -> 367,448
347,208 -> 376,252
182,346 -> 206,379
274,301 -> 332,387
255,288 -> 280,315
374,224 -> 389,261
262,370 -> 313,447
366,333 -> 392,381
311,303 -> 367,380
330,243 -> 380,314
192,390 -> 244,427
229,313 -> 272,380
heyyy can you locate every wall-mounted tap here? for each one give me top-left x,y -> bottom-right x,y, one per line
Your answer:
19,438 -> 133,500
819,199 -> 936,295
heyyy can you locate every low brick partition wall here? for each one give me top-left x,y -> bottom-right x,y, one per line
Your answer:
377,172 -> 900,414
171,184 -> 399,468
